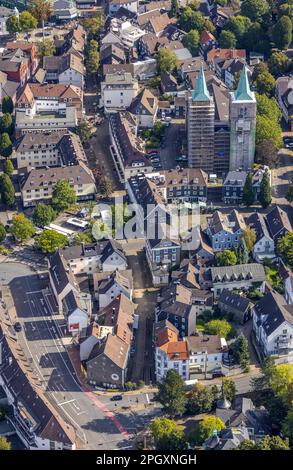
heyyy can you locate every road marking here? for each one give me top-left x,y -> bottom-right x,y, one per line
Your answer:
82,388 -> 129,437
58,399 -> 76,406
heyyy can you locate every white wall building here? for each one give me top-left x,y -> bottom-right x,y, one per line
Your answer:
101,72 -> 139,113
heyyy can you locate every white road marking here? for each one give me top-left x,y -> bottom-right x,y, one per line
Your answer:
58,399 -> 76,406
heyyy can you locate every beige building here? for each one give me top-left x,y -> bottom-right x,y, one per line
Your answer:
20,162 -> 96,207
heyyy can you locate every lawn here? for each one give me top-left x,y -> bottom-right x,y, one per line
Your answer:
264,262 -> 284,293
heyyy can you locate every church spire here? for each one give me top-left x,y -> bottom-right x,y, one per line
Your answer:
234,66 -> 254,101
192,65 -> 211,102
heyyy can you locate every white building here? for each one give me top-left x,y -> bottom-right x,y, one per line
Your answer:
108,0 -> 139,15
94,270 -> 133,307
186,335 -> 227,376
246,212 -> 275,262
120,21 -> 145,48
101,72 -> 139,113
253,291 -> 293,360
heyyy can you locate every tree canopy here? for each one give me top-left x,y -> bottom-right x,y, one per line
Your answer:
242,172 -> 255,206
216,250 -> 237,267
191,416 -> 225,445
52,180 -> 76,213
204,319 -> 233,338
156,369 -> 187,417
33,204 -> 56,227
182,30 -> 200,56
150,418 -> 188,450
278,231 -> 293,269
10,214 -> 35,242
157,48 -> 178,74
259,169 -> 272,208
36,229 -> 68,253
0,173 -> 15,207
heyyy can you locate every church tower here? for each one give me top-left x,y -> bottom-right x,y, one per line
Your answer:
187,66 -> 215,173
229,66 -> 256,171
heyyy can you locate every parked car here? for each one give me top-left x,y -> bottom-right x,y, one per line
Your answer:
14,322 -> 22,332
110,395 -> 123,401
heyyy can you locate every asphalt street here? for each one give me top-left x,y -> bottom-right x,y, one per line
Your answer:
3,266 -> 160,450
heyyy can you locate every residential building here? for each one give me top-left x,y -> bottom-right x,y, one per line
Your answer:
229,66 -> 256,171
101,72 -> 139,113
206,209 -> 246,252
53,0 -> 79,20
246,212 -> 275,262
0,48 -> 30,86
120,21 -> 146,48
199,30 -> 217,59
58,240 -> 127,275
15,106 -> 77,137
187,334 -> 227,377
4,41 -> 38,76
93,269 -> 133,307
253,291 -> 293,359
109,111 -> 153,182
215,58 -> 247,89
154,321 -> 189,382
160,71 -> 178,96
145,13 -> 171,37
84,294 -> 135,389
108,0 -> 139,15
43,53 -> 85,89
0,6 -> 18,35
218,289 -> 253,324
207,48 -> 246,66
16,82 -> 83,120
156,284 -> 197,337
265,205 -> 292,243
146,235 -> 181,286
100,43 -> 126,65
210,263 -> 266,297
128,88 -> 158,127
20,163 -> 96,207
15,130 -> 86,169
187,66 -> 215,173
222,170 -> 247,204
0,326 -> 76,450
0,70 -> 19,109
276,76 -> 293,131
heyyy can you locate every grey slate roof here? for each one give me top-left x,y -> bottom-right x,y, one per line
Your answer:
211,263 -> 266,284
254,290 -> 293,336
219,289 -> 251,313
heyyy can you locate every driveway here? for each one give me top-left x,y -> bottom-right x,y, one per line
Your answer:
160,120 -> 186,170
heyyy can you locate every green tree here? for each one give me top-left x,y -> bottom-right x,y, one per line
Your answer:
157,48 -> 178,74
19,11 -> 38,32
191,416 -> 225,445
283,406 -> 293,444
237,439 -> 257,450
256,115 -> 282,149
33,203 -> 56,227
10,214 -> 35,242
259,169 -> 271,208
187,383 -> 214,414
252,61 -> 269,81
99,176 -> 113,197
216,250 -> 237,266
37,39 -> 56,66
257,435 -> 290,450
231,335 -> 250,371
36,229 -> 68,253
2,97 -> 13,115
256,140 -> 279,168
81,12 -> 105,39
52,180 -> 76,213
29,0 -> 53,37
268,51 -> 291,76
237,238 -> 249,264
179,7 -> 205,32
278,231 -> 293,268
0,132 -> 12,158
286,184 -> 293,203
242,227 -> 256,253
171,0 -> 179,16
219,30 -> 237,48
3,159 -> 14,177
0,113 -> 13,135
0,173 -> 15,207
204,319 -> 233,338
77,120 -> 92,143
222,378 -> 237,402
73,231 -> 93,244
6,16 -> 20,34
272,16 -> 292,50
224,15 -> 252,47
255,71 -> 276,96
256,93 -> 281,122
241,0 -> 270,21
0,222 -> 6,242
270,364 -> 293,398
150,418 -> 188,450
242,172 -> 255,206
156,369 -> 187,417
0,436 -> 11,450
182,29 -> 200,56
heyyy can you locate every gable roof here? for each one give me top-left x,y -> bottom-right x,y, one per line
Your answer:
254,290 -> 293,336
265,205 -> 292,240
128,87 -> 158,115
